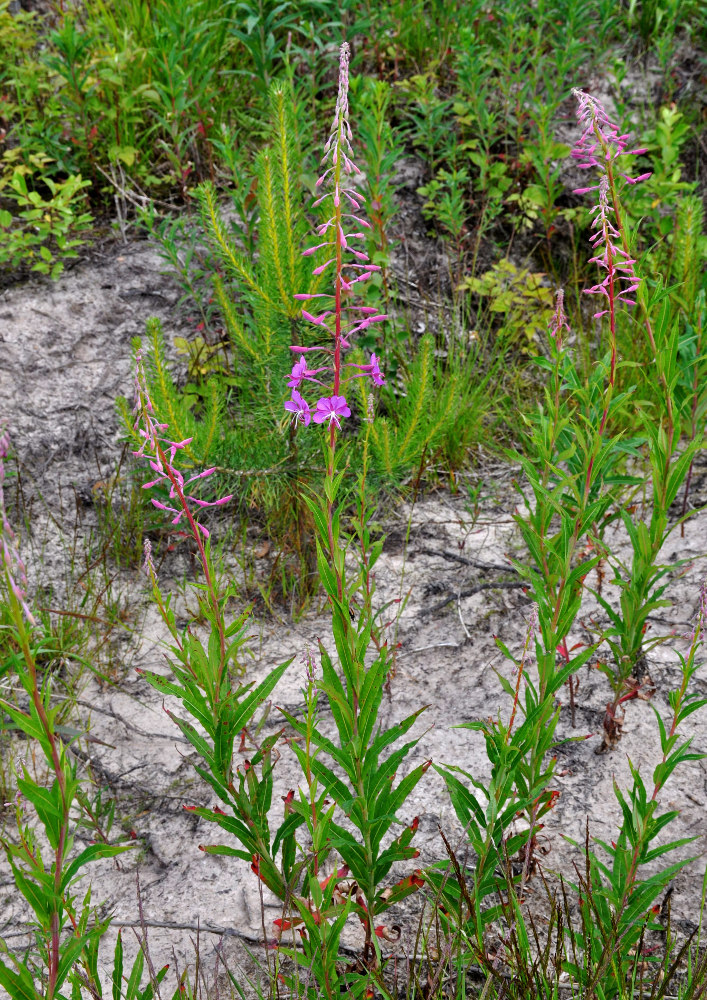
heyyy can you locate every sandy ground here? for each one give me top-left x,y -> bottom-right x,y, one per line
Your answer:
1,236 -> 706,992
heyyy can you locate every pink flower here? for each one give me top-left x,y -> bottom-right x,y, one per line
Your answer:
312,396 -> 351,429
368,353 -> 385,386
571,96 -> 646,318
580,175 -> 641,315
302,242 -> 333,257
301,310 -> 333,327
346,353 -> 386,386
312,258 -> 335,276
284,391 -> 312,427
287,358 -> 325,388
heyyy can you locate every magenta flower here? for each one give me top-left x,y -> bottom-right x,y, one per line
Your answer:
312,396 -> 351,429
368,353 -> 385,386
287,358 -> 310,388
301,310 -> 333,329
346,353 -> 386,386
284,390 -> 312,427
287,358 -> 325,389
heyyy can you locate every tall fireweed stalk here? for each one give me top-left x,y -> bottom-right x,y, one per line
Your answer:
126,53 -> 430,990
571,90 -> 700,715
273,41 -> 432,983
511,91 -> 653,720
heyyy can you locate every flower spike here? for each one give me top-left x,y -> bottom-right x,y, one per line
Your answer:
133,351 -> 232,539
571,92 -> 648,320
287,42 -> 386,433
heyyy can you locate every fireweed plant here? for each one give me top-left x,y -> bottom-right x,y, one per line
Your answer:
511,209 -> 638,738
502,94 -> 654,865
512,90 -> 705,750
570,90 -> 705,728
277,39 -> 434,976
429,91 -> 707,987
3,46 -> 707,1000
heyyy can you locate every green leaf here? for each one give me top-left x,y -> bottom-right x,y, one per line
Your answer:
17,775 -> 65,849
114,145 -> 137,167
318,643 -> 353,741
0,957 -> 41,1000
112,930 -> 124,1000
1,701 -> 46,743
326,824 -> 370,884
60,842 -> 134,893
435,766 -> 485,832
310,757 -> 356,813
367,707 -> 427,761
272,811 -> 305,858
56,933 -> 92,996
136,963 -> 169,1000
357,653 -> 389,747
12,867 -> 53,926
230,657 -> 292,734
125,946 -> 145,1000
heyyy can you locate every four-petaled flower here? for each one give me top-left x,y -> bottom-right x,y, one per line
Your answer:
287,358 -> 325,389
284,391 -> 312,427
366,353 -> 385,386
313,396 -> 351,429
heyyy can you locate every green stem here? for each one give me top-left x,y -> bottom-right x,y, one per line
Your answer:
8,585 -> 69,1000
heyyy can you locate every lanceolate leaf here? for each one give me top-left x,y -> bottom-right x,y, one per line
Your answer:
59,843 -> 134,894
